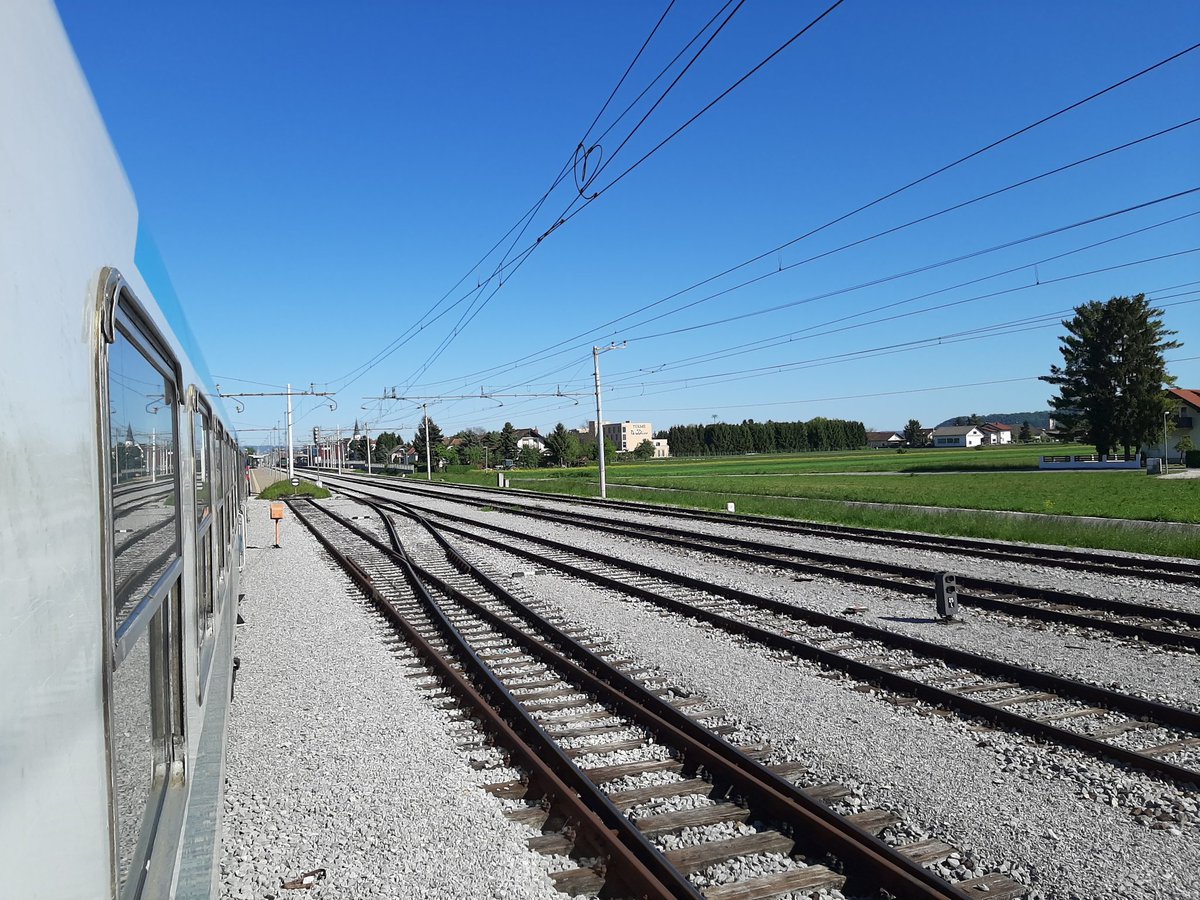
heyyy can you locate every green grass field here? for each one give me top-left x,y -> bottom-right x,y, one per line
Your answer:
435,445 -> 1199,558
603,470 -> 1199,522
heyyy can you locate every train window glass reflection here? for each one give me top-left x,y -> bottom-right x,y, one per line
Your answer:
112,602 -> 171,896
108,327 -> 178,628
193,408 -> 211,524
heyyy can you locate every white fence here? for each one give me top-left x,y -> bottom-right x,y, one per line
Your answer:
1038,454 -> 1140,470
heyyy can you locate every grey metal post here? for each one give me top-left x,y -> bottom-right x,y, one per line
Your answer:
337,425 -> 343,475
286,383 -> 294,482
594,346 -> 607,499
366,421 -> 372,476
1164,409 -> 1170,474
592,342 -> 625,499
424,403 -> 432,482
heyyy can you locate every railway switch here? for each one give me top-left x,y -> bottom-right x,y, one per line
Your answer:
935,571 -> 959,619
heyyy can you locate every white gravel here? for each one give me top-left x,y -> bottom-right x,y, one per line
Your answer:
220,498 -> 565,900
444,528 -> 1200,900
385,490 -> 1200,713
371,478 -> 1200,611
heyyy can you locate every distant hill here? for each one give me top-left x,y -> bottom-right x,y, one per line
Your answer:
935,411 -> 1054,428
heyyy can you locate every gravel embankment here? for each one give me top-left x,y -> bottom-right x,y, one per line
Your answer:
220,498 -> 564,900
386,480 -> 1200,609
387,492 -> 1200,711
435,522 -> 1200,900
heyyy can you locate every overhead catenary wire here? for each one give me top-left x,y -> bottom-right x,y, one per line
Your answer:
418,46 -> 1200,394
340,0 -> 850,395
479,195 -> 1200,393
324,0 -> 715,394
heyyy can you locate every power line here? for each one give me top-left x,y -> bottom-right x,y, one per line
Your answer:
421,45 -> 1200,393
323,0 -> 692,393
448,191 -> 1200,393
601,246 -> 1200,386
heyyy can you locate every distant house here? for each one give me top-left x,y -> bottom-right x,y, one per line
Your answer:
866,430 -> 904,449
514,428 -> 546,453
390,446 -> 418,465
651,438 -> 671,459
1141,388 -> 1200,462
931,425 -> 984,448
979,422 -> 1013,445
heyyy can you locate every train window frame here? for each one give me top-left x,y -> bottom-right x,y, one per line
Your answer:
96,267 -> 188,900
191,393 -> 217,700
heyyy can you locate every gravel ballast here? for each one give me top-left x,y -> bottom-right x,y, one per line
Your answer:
435,519 -> 1200,900
220,498 -> 564,899
388,490 -> 1200,712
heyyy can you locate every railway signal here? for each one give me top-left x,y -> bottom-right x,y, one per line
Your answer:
935,571 -> 959,619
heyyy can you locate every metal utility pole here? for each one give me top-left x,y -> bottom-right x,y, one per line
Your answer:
286,383 -> 294,481
423,403 -> 432,482
1164,409 -> 1171,474
215,384 -> 336,478
365,421 -> 373,476
337,425 -> 343,475
593,342 -> 626,499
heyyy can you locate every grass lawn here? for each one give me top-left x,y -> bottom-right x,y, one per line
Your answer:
602,470 -> 1200,523
546,443 -> 1097,477
433,447 -> 1199,558
258,480 -> 331,500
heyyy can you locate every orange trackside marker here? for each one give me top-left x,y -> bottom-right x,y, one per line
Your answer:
270,502 -> 285,547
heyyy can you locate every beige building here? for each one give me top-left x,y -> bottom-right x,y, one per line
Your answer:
588,420 -> 659,454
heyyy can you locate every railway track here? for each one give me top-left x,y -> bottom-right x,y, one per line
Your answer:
290,496 -> 1028,899
328,484 -> 1200,787
313,472 -> 1200,653
306,469 -> 1200,586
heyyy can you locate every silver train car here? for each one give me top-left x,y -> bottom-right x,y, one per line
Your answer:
1,3 -> 244,897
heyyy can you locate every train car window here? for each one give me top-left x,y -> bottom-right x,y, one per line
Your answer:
108,328 -> 179,629
211,427 -> 226,575
193,401 -> 215,650
193,409 -> 211,524
100,272 -> 186,899
112,589 -> 176,897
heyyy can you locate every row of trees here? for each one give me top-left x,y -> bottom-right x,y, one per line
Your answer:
342,294 -> 1182,474
661,417 -> 867,457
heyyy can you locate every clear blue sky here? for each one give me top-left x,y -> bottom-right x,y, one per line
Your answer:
57,1 -> 1200,446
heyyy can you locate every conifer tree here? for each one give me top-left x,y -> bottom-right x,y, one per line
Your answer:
1041,294 -> 1180,457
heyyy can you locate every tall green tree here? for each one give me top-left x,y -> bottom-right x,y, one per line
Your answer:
1019,421 -> 1033,442
902,419 -> 924,447
544,423 -> 580,467
517,445 -> 543,469
499,421 -> 518,459
633,438 -> 655,460
1040,294 -> 1180,457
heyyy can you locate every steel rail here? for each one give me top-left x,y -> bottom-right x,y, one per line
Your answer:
316,495 -> 985,900
324,474 -> 1199,651
484,478 -> 1200,585
348,488 -> 1200,786
287,499 -> 692,900
480,499 -> 1200,651
309,468 -> 1200,584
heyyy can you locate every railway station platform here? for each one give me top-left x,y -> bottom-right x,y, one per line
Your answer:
219,496 -> 564,899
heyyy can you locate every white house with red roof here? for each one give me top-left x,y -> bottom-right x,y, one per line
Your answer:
1143,388 -> 1200,462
